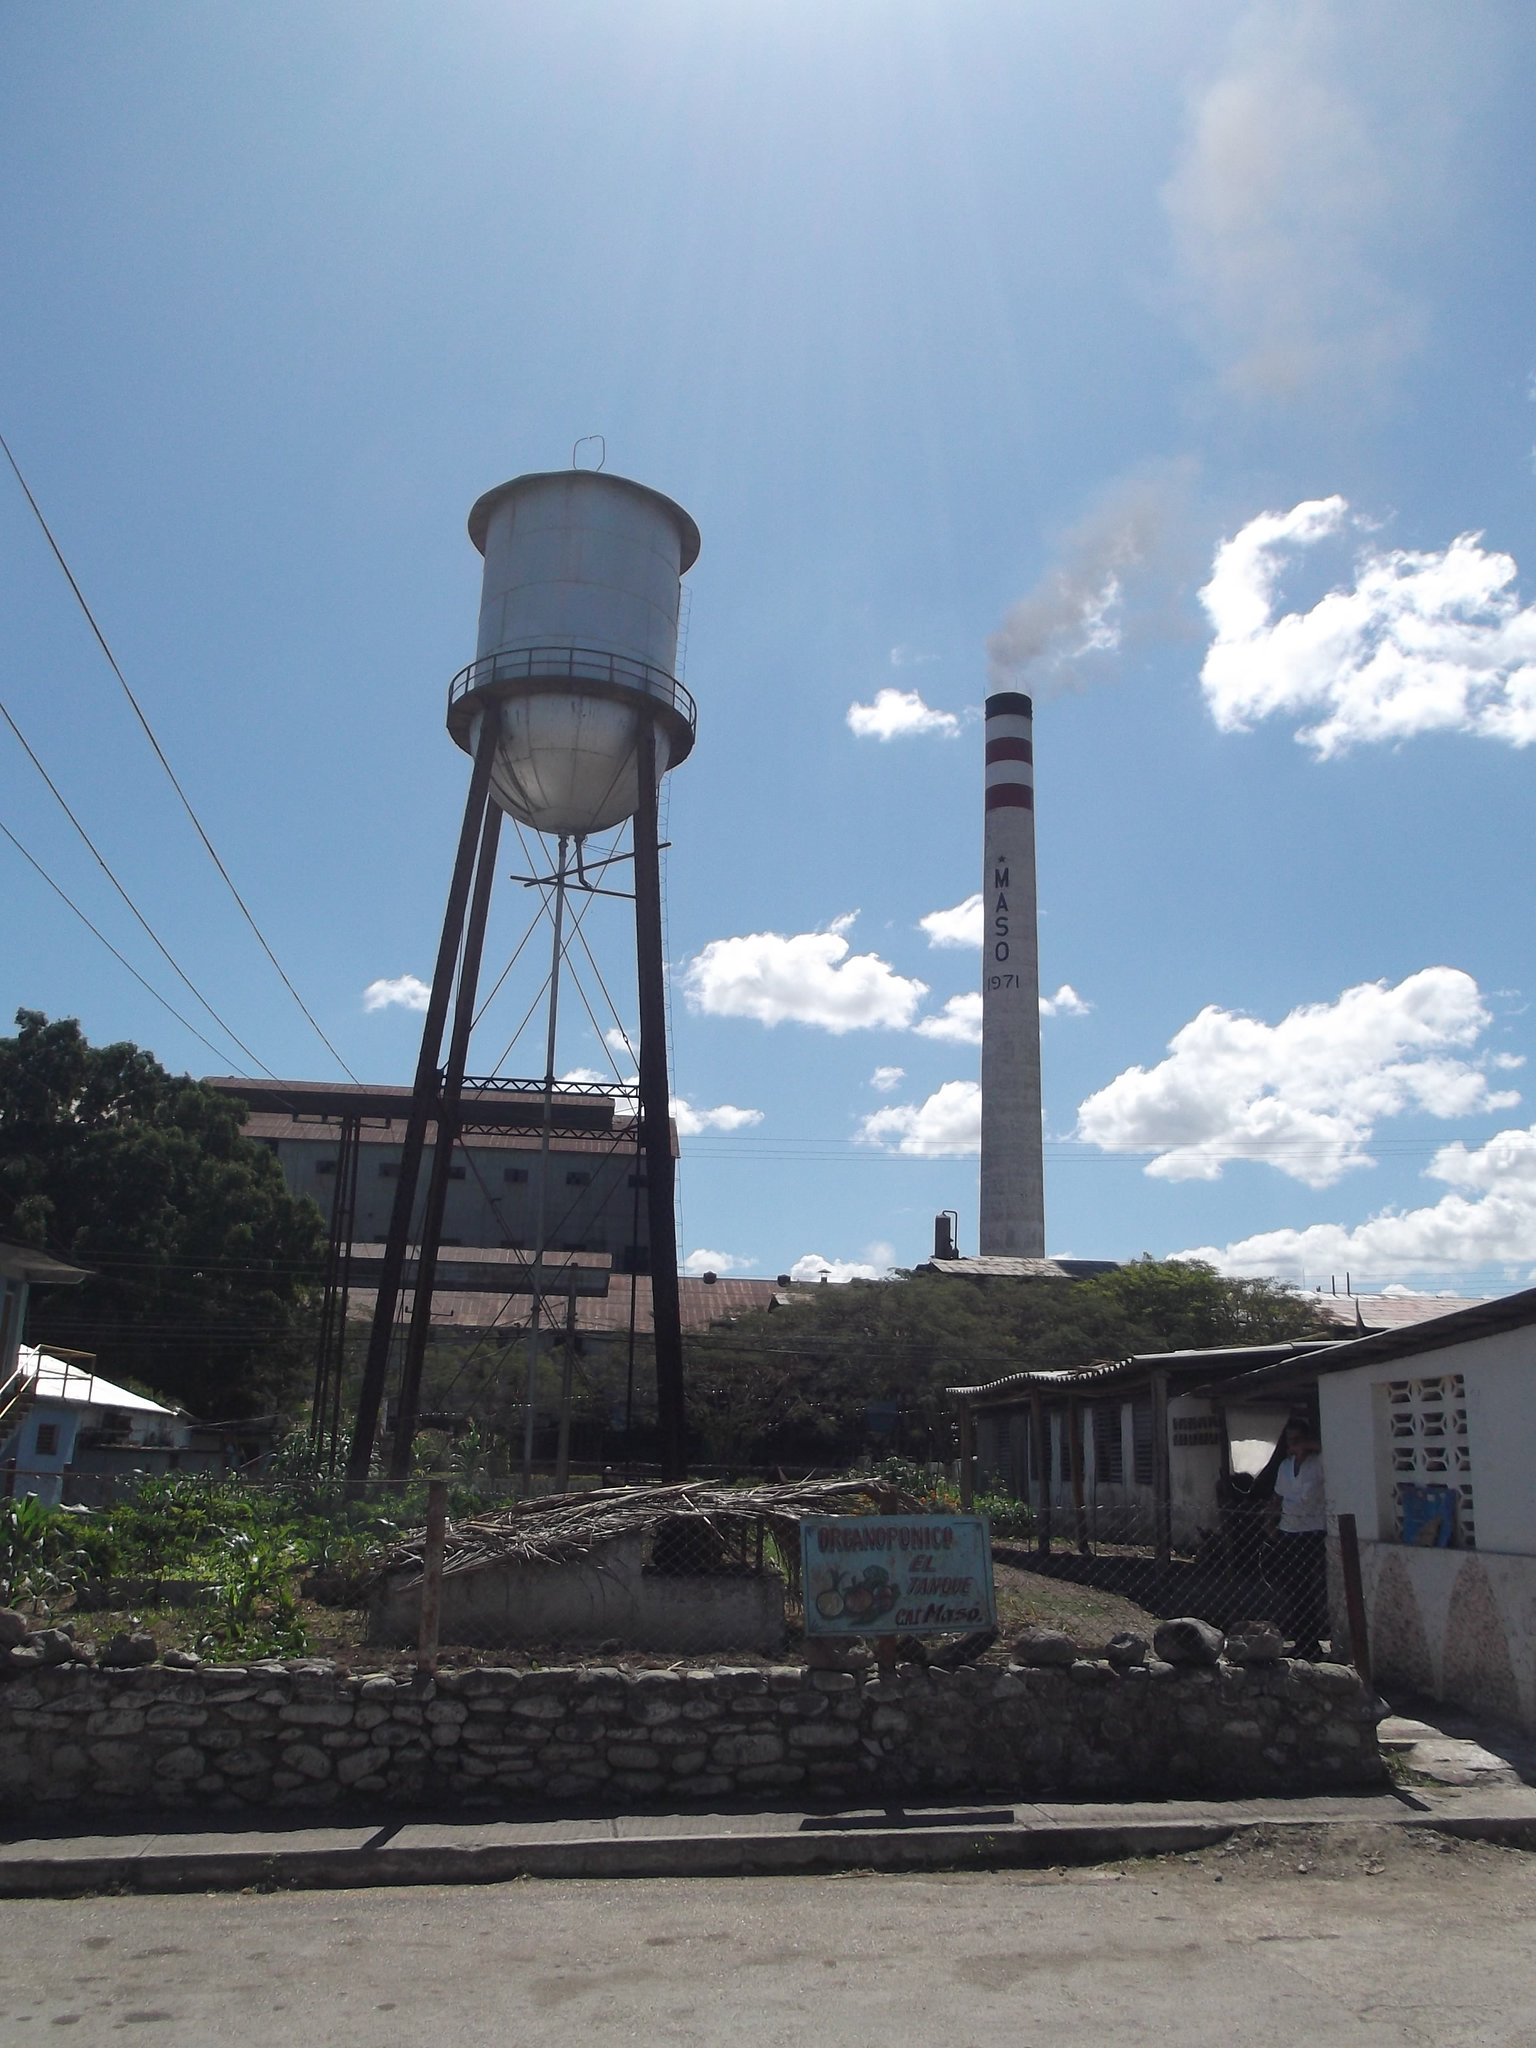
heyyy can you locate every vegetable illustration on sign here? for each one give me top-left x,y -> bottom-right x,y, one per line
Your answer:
799,1515 -> 996,1635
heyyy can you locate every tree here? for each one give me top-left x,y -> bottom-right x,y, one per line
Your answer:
682,1258 -> 1330,1469
0,1010 -> 326,1419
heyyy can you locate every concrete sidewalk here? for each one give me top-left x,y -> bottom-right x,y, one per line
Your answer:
3,1779 -> 1535,1894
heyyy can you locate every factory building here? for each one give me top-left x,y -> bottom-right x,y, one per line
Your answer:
205,1077 -> 667,1270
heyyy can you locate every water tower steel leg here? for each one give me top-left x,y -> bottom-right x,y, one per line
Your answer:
633,717 -> 687,1480
389,796 -> 504,1481
346,709 -> 500,1493
521,836 -> 569,1496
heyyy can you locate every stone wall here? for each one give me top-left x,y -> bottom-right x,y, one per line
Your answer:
0,1654 -> 1385,1816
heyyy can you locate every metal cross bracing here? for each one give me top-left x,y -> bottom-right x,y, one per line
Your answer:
344,707 -> 687,1494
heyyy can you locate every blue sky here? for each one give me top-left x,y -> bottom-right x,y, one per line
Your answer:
3,1 -> 1535,1292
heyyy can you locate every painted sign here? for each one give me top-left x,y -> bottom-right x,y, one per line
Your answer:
799,1515 -> 996,1636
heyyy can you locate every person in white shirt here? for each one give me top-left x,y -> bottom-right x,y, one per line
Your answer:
1266,1417 -> 1327,1660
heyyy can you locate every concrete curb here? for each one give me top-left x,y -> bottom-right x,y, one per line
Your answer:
2,1798 -> 1534,1895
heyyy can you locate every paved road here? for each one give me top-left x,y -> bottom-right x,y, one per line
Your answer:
3,1824 -> 1533,2045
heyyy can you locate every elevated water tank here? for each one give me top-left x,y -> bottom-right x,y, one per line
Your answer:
446,470 -> 700,837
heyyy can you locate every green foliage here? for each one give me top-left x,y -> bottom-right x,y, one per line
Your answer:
685,1259 -> 1329,1471
0,1495 -> 91,1614
200,1530 -> 309,1658
870,1456 -> 1037,1540
0,1010 -> 326,1418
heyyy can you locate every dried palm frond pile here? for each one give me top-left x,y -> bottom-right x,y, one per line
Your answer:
374,1475 -> 927,1591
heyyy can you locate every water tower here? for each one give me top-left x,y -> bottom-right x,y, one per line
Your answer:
346,466 -> 699,1489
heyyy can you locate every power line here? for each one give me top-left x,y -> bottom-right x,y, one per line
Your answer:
0,428 -> 358,1082
0,694 -> 271,1077
0,814 -> 238,1067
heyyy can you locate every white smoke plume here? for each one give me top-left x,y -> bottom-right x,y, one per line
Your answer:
987,467 -> 1193,695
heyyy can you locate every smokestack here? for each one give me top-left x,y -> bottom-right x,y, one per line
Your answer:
979,691 -> 1045,1256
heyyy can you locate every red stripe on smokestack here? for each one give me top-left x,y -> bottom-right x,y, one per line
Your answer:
985,785 -> 1033,810
985,736 -> 1033,764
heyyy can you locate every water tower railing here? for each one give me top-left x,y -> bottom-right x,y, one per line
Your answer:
447,645 -> 697,744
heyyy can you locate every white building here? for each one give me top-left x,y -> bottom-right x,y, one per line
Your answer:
1306,1289 -> 1536,1733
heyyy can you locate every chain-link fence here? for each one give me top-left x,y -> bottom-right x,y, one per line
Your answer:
985,1501 -> 1346,1664
3,1441 -> 1366,1680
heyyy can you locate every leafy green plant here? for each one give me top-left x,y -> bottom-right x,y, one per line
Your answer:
0,1495 -> 91,1615
201,1531 -> 309,1658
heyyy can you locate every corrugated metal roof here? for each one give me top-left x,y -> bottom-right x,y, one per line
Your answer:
947,1340 -> 1341,1404
243,1111 -> 652,1157
1199,1284 -> 1536,1399
1308,1292 -> 1493,1333
344,1274 -> 785,1338
18,1346 -> 176,1415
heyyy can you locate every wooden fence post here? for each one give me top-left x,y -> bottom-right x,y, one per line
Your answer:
957,1399 -> 975,1510
1336,1511 -> 1372,1687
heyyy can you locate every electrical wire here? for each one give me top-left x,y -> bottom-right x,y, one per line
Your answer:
0,814 -> 245,1068
0,428 -> 358,1082
0,695 -> 273,1077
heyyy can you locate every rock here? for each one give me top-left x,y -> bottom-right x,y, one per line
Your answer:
0,1610 -> 30,1649
1105,1632 -> 1148,1670
1,1645 -> 43,1673
102,1631 -> 158,1669
1225,1623 -> 1284,1664
162,1648 -> 204,1670
1153,1618 -> 1225,1666
32,1629 -> 75,1665
1012,1629 -> 1078,1667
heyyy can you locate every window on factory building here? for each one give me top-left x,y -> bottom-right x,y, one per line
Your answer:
566,1171 -> 591,1186
315,1159 -> 337,1175
503,1168 -> 529,1185
34,1423 -> 59,1457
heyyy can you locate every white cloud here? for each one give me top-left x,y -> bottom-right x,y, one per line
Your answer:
1041,984 -> 1092,1018
1074,968 -> 1520,1189
1161,4 -> 1424,396
870,1065 -> 905,1093
1200,498 -> 1536,756
860,1080 -> 983,1158
1181,1120 -> 1536,1282
911,985 -> 1089,1044
681,916 -> 928,1034
915,993 -> 982,1046
363,974 -> 431,1013
889,646 -> 937,668
789,1244 -> 896,1284
681,1248 -> 754,1277
846,688 -> 959,741
557,1066 -> 609,1086
919,895 -> 983,949
671,1099 -> 764,1136
604,1026 -> 636,1060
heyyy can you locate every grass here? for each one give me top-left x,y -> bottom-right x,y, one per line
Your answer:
990,1561 -> 1161,1651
